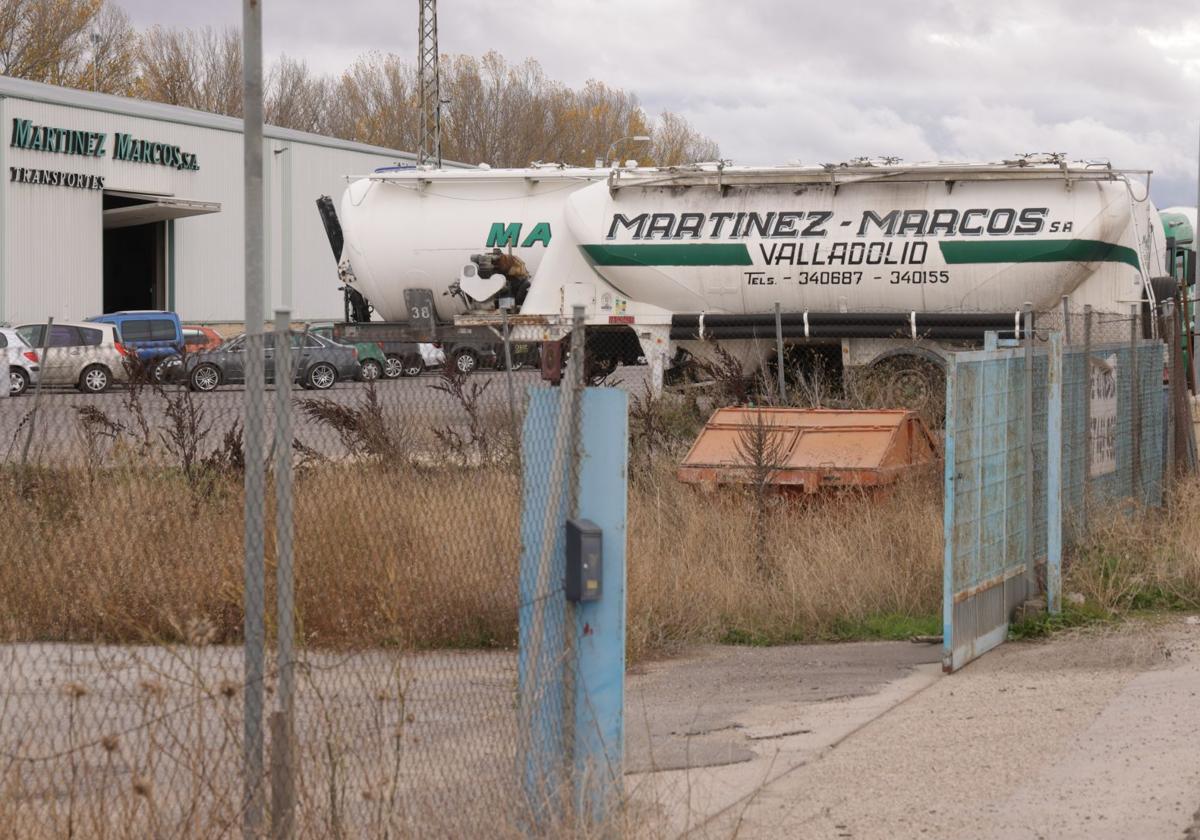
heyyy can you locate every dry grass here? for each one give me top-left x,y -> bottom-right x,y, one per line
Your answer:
626,464 -> 944,657
0,456 -> 944,656
0,460 -> 520,651
1066,478 -> 1200,614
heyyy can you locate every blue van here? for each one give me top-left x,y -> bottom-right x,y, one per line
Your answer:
87,310 -> 184,382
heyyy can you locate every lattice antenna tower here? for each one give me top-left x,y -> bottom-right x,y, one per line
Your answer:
417,0 -> 442,168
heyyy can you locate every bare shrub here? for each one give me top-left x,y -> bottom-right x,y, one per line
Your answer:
296,383 -> 409,464
202,420 -> 245,475
429,367 -> 506,466
733,409 -> 790,575
692,343 -> 752,406
159,386 -> 212,481
74,404 -> 125,484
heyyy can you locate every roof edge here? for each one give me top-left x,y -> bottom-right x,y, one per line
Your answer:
0,74 -> 470,165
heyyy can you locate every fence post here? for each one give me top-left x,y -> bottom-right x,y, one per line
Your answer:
517,308 -> 585,826
1022,301 -> 1035,596
1130,304 -> 1141,501
501,306 -> 518,449
270,310 -> 296,840
1061,295 -> 1072,345
1046,332 -> 1063,615
241,0 -> 267,835
564,306 -> 585,786
774,302 -> 786,404
571,388 -> 628,826
1081,305 -> 1092,536
1171,297 -> 1196,476
19,316 -> 53,479
941,353 -> 958,673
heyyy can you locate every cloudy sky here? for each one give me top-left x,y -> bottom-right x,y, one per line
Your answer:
120,0 -> 1200,208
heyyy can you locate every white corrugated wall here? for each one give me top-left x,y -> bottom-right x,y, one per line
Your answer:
2,93 -> 407,326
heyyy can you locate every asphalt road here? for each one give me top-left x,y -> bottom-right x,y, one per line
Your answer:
0,368 -> 556,464
0,364 -> 659,465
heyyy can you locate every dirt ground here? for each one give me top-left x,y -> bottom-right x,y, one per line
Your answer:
6,620 -> 1197,838
627,619 -> 1200,840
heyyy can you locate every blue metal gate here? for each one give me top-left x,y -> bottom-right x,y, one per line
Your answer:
942,334 -> 1165,672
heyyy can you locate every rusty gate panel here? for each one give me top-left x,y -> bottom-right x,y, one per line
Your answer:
943,346 -> 1040,672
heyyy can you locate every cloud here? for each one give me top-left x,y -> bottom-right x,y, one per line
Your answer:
117,0 -> 1199,206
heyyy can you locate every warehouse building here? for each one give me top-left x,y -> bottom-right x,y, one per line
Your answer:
1,75 -> 429,326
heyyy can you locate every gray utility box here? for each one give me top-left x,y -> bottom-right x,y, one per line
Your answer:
565,518 -> 602,602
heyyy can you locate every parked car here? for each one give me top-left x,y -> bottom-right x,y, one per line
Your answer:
440,336 -> 499,375
15,321 -> 129,393
184,331 -> 358,392
0,327 -> 39,396
87,310 -> 184,382
181,325 -> 225,353
309,323 -> 387,381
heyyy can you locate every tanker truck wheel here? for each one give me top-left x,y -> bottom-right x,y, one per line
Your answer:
875,357 -> 946,425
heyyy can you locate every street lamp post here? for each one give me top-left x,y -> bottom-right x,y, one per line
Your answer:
605,135 -> 650,168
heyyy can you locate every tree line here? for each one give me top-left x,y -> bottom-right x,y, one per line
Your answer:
0,0 -> 720,167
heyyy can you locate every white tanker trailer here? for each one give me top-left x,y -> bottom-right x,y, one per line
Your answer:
332,158 -> 1174,387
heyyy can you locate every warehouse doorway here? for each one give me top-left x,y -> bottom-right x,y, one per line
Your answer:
103,218 -> 164,312
101,190 -> 221,313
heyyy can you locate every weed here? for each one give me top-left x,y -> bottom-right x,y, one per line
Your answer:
1007,602 -> 1110,640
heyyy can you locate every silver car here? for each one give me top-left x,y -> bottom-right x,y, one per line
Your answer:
15,321 -> 130,393
0,327 -> 39,396
184,331 -> 359,392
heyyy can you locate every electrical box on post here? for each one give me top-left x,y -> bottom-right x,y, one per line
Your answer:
565,518 -> 602,602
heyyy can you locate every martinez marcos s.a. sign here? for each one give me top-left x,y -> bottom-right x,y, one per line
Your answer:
8,117 -> 201,190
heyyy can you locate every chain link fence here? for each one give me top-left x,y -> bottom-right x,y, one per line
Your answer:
1,295 -> 1193,833
0,310 -> 635,837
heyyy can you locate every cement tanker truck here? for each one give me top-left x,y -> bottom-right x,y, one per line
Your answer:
328,157 -> 1175,388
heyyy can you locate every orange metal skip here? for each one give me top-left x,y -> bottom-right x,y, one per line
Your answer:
676,407 -> 939,493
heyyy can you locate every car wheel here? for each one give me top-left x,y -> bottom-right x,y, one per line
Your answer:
79,365 -> 112,394
153,354 -> 181,384
307,362 -> 337,390
9,368 -> 29,396
384,354 -> 405,379
189,363 -> 221,392
452,349 -> 479,375
402,354 -> 425,377
359,358 -> 383,381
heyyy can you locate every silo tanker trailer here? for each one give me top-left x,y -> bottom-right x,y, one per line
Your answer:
324,157 -> 1177,390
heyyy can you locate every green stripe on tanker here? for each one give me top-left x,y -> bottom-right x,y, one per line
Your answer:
939,239 -> 1140,270
582,239 -> 1139,269
580,243 -> 754,267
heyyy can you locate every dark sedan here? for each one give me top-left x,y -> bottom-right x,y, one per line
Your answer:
184,331 -> 359,392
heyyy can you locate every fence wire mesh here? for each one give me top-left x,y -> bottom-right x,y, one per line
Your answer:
0,314 -> 626,838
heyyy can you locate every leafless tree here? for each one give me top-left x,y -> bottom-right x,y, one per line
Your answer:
734,408 -> 789,575
266,55 -> 329,134
649,109 -> 721,166
0,0 -> 135,93
2,6 -> 721,167
133,25 -> 241,116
